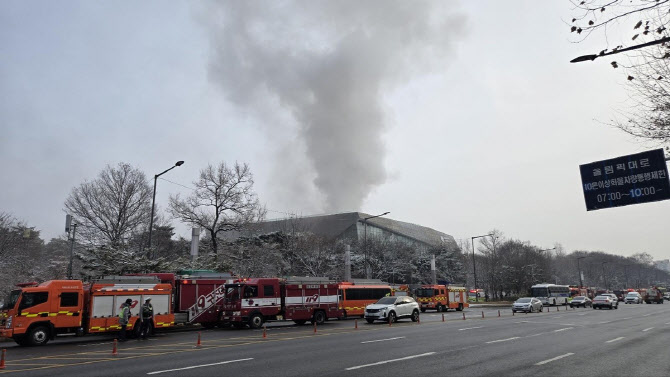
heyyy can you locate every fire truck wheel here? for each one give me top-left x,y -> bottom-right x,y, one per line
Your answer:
27,326 -> 50,346
411,310 -> 419,322
312,311 -> 326,325
457,304 -> 463,312
436,304 -> 443,313
293,320 -> 307,326
249,313 -> 264,329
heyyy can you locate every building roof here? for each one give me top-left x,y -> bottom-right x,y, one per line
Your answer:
240,212 -> 457,249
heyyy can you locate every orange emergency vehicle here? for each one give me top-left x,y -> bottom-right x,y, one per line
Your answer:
415,284 -> 468,312
337,280 -> 392,318
0,276 -> 173,346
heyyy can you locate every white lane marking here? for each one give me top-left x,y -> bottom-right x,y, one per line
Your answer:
525,333 -> 544,338
553,327 -> 574,332
605,337 -> 625,343
486,337 -> 520,344
361,336 -> 405,344
598,321 -> 611,324
535,352 -> 574,366
665,322 -> 670,325
458,326 -> 483,331
345,353 -> 435,370
642,313 -> 652,317
147,358 -> 253,375
77,342 -> 111,347
622,317 -> 632,320
577,313 -> 587,316
642,327 -> 654,332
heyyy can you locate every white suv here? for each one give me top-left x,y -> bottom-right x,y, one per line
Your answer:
365,296 -> 420,323
625,292 -> 643,304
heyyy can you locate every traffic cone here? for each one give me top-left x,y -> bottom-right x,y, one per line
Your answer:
0,349 -> 6,369
196,332 -> 202,348
498,310 -> 501,317
263,325 -> 267,339
112,339 -> 118,357
388,316 -> 392,327
481,311 -> 484,319
417,315 -> 421,325
442,314 -> 445,322
314,322 -> 317,333
462,313 -> 465,320
355,319 -> 358,329
512,310 -> 514,316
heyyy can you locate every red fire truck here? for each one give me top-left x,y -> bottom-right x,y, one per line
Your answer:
415,284 -> 468,312
220,277 -> 342,329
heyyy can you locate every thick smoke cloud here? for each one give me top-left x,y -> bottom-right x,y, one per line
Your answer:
201,0 -> 465,212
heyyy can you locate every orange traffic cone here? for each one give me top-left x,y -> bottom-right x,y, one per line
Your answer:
442,314 -> 445,322
196,332 -> 202,348
314,322 -> 317,333
355,319 -> 358,329
462,313 -> 465,320
263,325 -> 267,339
112,339 -> 118,357
0,349 -> 6,369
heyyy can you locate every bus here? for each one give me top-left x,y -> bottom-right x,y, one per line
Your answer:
338,281 -> 392,318
530,283 -> 570,306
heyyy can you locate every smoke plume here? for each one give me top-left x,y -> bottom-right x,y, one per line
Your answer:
201,0 -> 465,212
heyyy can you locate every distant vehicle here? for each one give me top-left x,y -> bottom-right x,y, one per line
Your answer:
530,284 -> 570,306
415,285 -> 468,312
468,289 -> 486,302
613,290 -> 626,302
364,296 -> 420,323
512,297 -> 543,313
625,292 -> 643,304
600,293 -> 619,306
569,296 -> 592,308
644,287 -> 664,304
592,295 -> 617,310
664,292 -> 670,301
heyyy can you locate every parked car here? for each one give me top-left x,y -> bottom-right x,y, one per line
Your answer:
664,292 -> 670,302
364,296 -> 420,323
569,296 -> 592,308
600,293 -> 619,307
625,292 -> 643,304
512,297 -> 543,313
593,295 -> 617,310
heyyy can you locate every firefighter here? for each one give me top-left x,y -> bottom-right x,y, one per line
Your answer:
118,298 -> 132,341
139,297 -> 154,339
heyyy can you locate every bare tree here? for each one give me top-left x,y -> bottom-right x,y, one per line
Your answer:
64,163 -> 152,248
169,162 -> 266,259
569,1 -> 670,148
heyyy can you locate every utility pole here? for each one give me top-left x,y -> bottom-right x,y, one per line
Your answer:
577,256 -> 587,288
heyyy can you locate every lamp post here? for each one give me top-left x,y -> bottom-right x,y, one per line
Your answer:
361,212 -> 389,279
577,256 -> 587,288
471,233 -> 493,302
148,160 -> 184,258
570,36 -> 670,63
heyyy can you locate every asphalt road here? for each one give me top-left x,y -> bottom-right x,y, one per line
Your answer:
1,303 -> 668,376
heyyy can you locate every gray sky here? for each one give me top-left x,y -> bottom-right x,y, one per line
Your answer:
2,1 -> 668,260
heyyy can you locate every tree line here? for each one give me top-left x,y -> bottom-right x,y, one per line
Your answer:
1,161 -> 668,301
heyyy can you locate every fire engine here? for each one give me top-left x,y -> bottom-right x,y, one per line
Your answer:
0,276 -> 172,346
220,277 -> 342,329
644,287 -> 664,304
415,284 -> 468,312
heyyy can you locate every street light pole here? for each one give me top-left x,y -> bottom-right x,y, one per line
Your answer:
471,233 -> 493,302
577,256 -> 587,288
570,36 -> 670,63
361,212 -> 390,279
148,160 -> 184,258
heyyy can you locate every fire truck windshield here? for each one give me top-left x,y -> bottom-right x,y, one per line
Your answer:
2,290 -> 21,310
224,285 -> 242,302
415,288 -> 434,297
